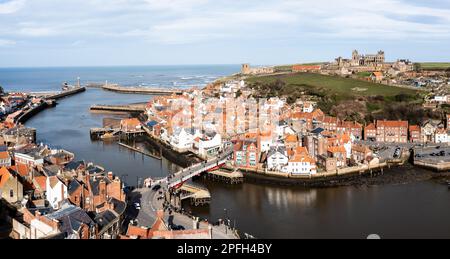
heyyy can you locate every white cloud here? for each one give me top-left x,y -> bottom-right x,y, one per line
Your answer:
1,0 -> 450,45
18,26 -> 57,37
0,0 -> 26,14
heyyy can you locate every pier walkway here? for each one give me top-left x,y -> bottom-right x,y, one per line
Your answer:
179,182 -> 211,206
102,84 -> 184,95
29,86 -> 86,100
206,169 -> 244,184
90,104 -> 146,113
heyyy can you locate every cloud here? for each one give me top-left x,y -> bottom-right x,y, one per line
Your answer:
0,39 -> 16,46
1,0 -> 450,66
0,0 -> 26,14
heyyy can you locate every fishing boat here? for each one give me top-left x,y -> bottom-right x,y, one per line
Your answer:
100,132 -> 118,140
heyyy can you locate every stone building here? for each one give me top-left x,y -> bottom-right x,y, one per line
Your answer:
241,64 -> 274,75
352,50 -> 385,66
0,167 -> 23,204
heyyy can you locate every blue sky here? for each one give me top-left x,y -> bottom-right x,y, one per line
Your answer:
0,0 -> 450,67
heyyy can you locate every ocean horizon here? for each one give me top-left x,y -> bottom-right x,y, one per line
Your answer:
0,64 -> 241,92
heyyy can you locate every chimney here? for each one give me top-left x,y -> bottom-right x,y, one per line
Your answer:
208,225 -> 213,239
99,179 -> 107,200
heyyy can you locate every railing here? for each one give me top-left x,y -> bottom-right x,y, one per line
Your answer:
166,148 -> 233,188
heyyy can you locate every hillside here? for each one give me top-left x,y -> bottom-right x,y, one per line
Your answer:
419,62 -> 450,71
246,72 -> 433,124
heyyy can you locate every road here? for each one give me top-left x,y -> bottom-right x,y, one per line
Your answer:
126,188 -> 238,239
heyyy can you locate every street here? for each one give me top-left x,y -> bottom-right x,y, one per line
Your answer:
125,187 -> 238,239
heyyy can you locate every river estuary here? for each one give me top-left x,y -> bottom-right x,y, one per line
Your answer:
2,65 -> 450,239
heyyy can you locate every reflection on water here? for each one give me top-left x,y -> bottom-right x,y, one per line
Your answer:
25,88 -> 178,182
190,177 -> 450,239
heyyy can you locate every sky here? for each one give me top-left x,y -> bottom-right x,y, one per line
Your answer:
0,0 -> 450,67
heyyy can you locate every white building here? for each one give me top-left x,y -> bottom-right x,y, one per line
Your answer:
170,128 -> 200,151
433,96 -> 448,103
275,121 -> 295,138
14,152 -> 44,167
266,146 -> 288,171
259,132 -> 274,153
198,132 -> 222,157
302,102 -> 314,113
435,128 -> 449,143
282,154 -> 317,175
46,176 -> 68,210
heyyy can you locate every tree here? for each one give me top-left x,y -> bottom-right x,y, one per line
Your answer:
0,85 -> 4,96
446,67 -> 450,77
413,63 -> 422,72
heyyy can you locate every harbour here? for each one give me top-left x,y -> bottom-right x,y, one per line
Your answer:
3,65 -> 450,239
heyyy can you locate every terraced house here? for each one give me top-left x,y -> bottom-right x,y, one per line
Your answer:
233,138 -> 259,169
375,120 -> 409,143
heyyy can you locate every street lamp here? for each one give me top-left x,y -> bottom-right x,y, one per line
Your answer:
223,208 -> 228,234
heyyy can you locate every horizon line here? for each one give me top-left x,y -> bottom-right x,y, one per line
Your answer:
0,61 -> 449,69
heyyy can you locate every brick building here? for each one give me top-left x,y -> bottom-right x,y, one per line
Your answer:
375,120 -> 409,143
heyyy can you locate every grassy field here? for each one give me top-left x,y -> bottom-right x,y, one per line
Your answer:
247,72 -> 418,100
246,72 -> 427,123
420,62 -> 450,71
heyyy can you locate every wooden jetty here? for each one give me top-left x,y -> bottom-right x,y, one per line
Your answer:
117,142 -> 162,160
102,83 -> 183,95
205,169 -> 244,184
166,182 -> 211,208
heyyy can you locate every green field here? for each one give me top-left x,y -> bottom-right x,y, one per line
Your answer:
420,62 -> 450,71
246,72 -> 426,123
247,72 -> 418,100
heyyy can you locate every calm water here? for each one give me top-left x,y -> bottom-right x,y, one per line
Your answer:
2,65 -> 450,239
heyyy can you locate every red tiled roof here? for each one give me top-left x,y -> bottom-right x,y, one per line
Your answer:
328,146 -> 346,154
365,123 -> 376,130
376,120 -> 408,128
372,72 -> 383,77
284,134 -> 297,143
289,154 -> 315,164
15,163 -> 29,177
0,167 -> 12,188
0,151 -> 10,160
409,125 -> 420,132
33,176 -> 47,192
292,65 -> 321,71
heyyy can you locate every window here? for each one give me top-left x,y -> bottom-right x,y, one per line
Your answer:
10,189 -> 14,198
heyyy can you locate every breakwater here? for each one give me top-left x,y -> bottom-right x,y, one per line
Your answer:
90,104 -> 145,113
102,84 -> 183,95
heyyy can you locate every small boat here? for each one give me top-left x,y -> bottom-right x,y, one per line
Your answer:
100,132 -> 118,140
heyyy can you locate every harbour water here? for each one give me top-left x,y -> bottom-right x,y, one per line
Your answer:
1,65 -> 450,239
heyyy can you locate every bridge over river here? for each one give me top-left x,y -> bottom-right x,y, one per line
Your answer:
151,148 -> 233,189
